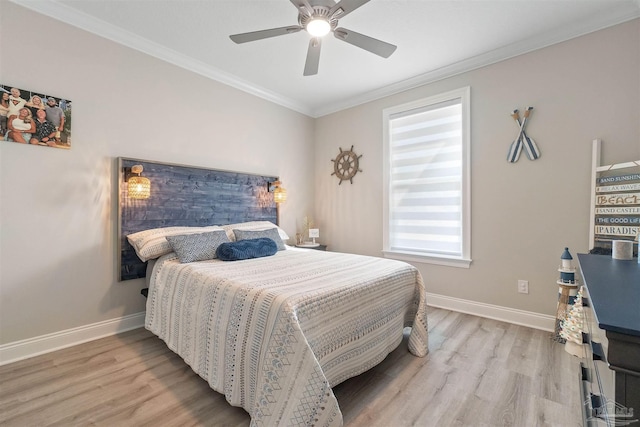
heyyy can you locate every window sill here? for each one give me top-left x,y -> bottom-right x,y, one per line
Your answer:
382,250 -> 471,268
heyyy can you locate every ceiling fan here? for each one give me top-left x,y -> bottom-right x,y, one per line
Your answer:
229,0 -> 396,76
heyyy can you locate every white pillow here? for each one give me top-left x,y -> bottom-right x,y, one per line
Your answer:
221,221 -> 289,242
127,226 -> 222,261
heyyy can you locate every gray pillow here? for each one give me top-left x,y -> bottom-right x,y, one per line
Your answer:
166,230 -> 230,263
233,228 -> 285,251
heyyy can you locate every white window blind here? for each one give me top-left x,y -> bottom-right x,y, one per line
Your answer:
383,87 -> 470,267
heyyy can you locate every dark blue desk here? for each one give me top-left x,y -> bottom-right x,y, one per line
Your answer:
577,254 -> 640,337
577,254 -> 640,421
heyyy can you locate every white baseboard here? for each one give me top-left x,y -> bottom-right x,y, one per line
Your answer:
426,292 -> 555,332
0,312 -> 146,366
0,295 -> 553,366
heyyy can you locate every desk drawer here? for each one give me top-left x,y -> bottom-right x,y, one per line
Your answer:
582,290 -> 616,426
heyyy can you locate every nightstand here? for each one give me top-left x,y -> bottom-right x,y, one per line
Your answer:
296,244 -> 327,251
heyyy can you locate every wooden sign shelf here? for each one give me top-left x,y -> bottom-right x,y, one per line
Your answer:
588,139 -> 640,252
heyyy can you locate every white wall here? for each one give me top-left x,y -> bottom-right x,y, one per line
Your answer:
1,1 -> 638,350
0,2 -> 315,345
315,19 -> 640,316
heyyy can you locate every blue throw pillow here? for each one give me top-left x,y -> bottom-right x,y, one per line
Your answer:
216,238 -> 278,261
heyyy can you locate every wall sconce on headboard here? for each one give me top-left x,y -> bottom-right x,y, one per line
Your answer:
125,164 -> 151,199
269,180 -> 287,204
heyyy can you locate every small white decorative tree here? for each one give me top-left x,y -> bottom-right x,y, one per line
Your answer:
559,289 -> 585,357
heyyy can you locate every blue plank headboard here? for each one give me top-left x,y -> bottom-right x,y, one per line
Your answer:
118,157 -> 278,281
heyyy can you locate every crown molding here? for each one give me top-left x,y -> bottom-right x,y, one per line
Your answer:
10,0 -> 314,117
10,0 -> 639,119
312,6 -> 640,117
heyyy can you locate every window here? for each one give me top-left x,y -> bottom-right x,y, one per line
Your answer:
382,87 -> 471,268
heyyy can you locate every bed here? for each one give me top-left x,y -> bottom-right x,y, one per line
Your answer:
118,158 -> 428,427
146,246 -> 427,427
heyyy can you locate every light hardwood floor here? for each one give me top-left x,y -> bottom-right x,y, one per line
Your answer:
0,307 -> 582,426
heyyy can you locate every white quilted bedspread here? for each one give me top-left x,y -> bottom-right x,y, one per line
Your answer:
146,249 -> 428,427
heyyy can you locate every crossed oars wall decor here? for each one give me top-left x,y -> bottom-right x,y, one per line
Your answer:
507,106 -> 541,162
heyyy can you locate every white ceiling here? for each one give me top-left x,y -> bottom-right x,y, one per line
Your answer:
14,0 -> 640,117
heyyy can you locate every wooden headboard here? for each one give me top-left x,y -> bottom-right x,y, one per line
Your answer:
118,157 -> 278,281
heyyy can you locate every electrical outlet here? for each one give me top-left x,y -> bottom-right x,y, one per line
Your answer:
518,280 -> 529,294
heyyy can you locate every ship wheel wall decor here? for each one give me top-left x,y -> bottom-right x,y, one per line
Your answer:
331,145 -> 362,185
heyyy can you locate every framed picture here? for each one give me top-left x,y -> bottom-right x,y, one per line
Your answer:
1,84 -> 72,149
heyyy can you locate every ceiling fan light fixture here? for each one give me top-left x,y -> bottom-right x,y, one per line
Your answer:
229,0 -> 397,75
306,18 -> 331,37
332,7 -> 345,17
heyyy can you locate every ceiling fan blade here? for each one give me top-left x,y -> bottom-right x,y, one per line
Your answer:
290,0 -> 314,17
334,27 -> 396,58
230,26 -> 302,44
329,0 -> 371,19
303,37 -> 322,76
